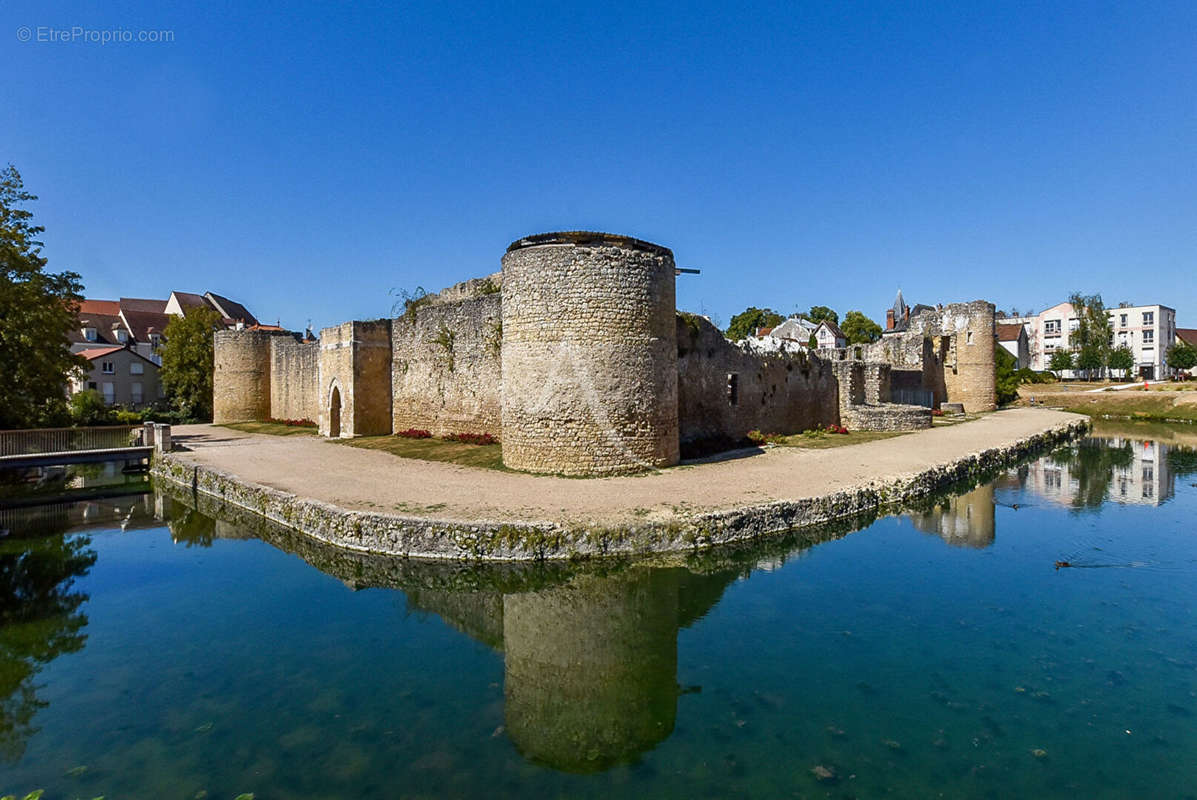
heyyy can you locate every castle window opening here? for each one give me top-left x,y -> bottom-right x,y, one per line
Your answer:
727,373 -> 739,406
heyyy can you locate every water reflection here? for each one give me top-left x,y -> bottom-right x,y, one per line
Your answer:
909,485 -> 995,548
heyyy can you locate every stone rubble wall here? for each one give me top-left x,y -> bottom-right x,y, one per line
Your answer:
150,416 -> 1089,561
392,292 -> 502,437
501,235 -> 680,476
213,330 -> 274,423
676,313 -> 841,453
269,337 -> 320,423
318,320 -> 393,437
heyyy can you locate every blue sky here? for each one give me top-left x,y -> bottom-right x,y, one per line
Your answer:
3,0 -> 1194,331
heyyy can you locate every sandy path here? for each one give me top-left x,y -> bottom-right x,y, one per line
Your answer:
170,408 -> 1083,527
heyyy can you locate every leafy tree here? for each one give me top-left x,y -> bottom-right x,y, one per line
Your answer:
804,305 -> 838,325
807,332 -> 817,349
0,165 -> 86,429
159,307 -> 223,421
1068,292 -> 1112,380
994,344 -> 1019,405
1107,346 -> 1135,379
1167,340 -> 1197,372
1048,349 -> 1074,377
726,307 -> 783,341
840,310 -> 882,344
67,389 -> 113,426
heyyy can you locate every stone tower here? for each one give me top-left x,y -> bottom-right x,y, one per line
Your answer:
212,330 -> 274,423
944,301 -> 997,413
500,232 -> 680,476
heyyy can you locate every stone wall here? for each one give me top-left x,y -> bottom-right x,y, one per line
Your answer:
269,338 -> 320,423
888,301 -> 996,413
677,313 -> 838,452
392,290 -> 501,437
213,330 -> 274,423
318,320 -> 393,437
501,233 -> 680,476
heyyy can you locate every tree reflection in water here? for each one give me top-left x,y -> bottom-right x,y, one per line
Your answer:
0,520 -> 96,761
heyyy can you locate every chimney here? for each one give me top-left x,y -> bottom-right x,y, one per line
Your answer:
886,309 -> 895,331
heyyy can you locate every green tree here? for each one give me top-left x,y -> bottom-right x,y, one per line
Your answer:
1049,349 -> 1074,377
67,389 -> 113,426
159,307 -> 223,421
994,343 -> 1020,405
804,305 -> 838,325
840,310 -> 882,344
726,307 -> 783,341
1068,292 -> 1112,380
0,165 -> 86,429
1167,340 -> 1197,372
1107,346 -> 1135,380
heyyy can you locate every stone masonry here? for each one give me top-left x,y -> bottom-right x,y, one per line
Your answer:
211,231 -> 997,475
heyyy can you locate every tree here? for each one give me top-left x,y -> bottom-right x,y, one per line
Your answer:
1107,346 -> 1135,380
840,310 -> 882,344
726,307 -> 783,341
994,344 -> 1019,405
0,165 -> 86,429
804,305 -> 838,325
68,389 -> 113,426
1068,292 -> 1112,380
1049,349 -> 1074,377
159,307 -> 223,421
1167,340 -> 1197,372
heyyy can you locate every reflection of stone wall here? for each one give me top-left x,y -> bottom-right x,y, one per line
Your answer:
677,314 -> 838,450
502,569 -> 679,773
501,233 -> 679,475
910,484 -> 995,548
391,289 -> 501,437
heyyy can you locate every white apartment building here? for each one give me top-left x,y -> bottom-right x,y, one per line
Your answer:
1012,302 -> 1177,379
1019,438 -> 1173,507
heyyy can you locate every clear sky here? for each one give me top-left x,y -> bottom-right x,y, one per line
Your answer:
3,0 -> 1194,332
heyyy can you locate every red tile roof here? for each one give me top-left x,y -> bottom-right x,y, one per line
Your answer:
996,323 -> 1025,342
1177,328 -> 1197,348
78,299 -> 120,315
76,346 -> 124,360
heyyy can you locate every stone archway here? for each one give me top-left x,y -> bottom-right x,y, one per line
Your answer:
329,385 -> 342,438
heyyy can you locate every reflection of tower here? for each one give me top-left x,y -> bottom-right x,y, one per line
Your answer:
503,569 -> 679,773
909,484 -> 996,548
403,566 -> 737,773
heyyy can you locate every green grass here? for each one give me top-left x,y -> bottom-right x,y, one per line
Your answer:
774,429 -> 909,449
337,434 -> 506,470
220,421 -> 317,436
1027,391 -> 1197,424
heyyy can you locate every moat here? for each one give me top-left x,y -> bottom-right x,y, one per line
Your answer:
2,422 -> 1195,798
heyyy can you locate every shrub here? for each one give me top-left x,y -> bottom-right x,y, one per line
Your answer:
267,417 -> 317,428
443,432 -> 497,445
825,424 -> 848,434
397,428 -> 432,439
68,390 -> 114,426
114,409 -> 144,425
747,429 -> 783,444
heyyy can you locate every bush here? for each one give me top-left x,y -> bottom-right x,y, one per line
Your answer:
747,429 -> 783,444
114,409 -> 144,425
443,432 -> 498,445
68,390 -> 114,426
396,428 -> 432,439
266,417 -> 317,428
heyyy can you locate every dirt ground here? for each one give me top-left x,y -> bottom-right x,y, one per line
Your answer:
170,408 -> 1083,528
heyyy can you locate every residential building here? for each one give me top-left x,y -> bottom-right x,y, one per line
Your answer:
996,323 -> 1030,368
1008,302 -> 1177,379
72,291 -> 259,366
814,319 -> 847,349
885,290 -> 936,332
1177,328 -> 1197,377
1018,438 -> 1174,507
70,346 -> 163,408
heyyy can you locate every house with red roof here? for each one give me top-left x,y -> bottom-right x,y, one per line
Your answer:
70,345 -> 163,408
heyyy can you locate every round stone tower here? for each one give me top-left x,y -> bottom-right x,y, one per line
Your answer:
500,232 -> 680,476
951,301 -> 998,413
213,329 -> 273,423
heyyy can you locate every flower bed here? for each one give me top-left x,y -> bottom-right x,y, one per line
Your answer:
443,432 -> 498,446
267,418 -> 317,428
396,428 -> 433,439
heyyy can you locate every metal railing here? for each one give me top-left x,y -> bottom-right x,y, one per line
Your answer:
891,389 -> 935,408
0,425 -> 145,456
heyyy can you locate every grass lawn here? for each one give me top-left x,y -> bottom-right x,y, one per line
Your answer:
221,421 -> 317,436
774,429 -> 909,449
337,434 -> 506,470
1022,389 -> 1197,424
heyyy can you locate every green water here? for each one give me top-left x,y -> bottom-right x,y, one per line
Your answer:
1,426 -> 1196,798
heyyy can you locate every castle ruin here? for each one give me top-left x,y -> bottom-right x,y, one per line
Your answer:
214,232 -> 996,476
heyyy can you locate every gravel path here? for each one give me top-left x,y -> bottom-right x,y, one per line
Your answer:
170,408 -> 1083,528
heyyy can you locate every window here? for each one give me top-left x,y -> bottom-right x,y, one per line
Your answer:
1143,330 -> 1154,345
130,362 -> 144,375
87,381 -> 97,390
727,373 -> 739,406
83,327 -> 97,342
1120,314 -> 1128,327
149,333 -> 162,347
101,360 -> 114,374
966,331 -> 974,345
1068,317 -> 1079,331
101,382 -> 115,404
131,382 -> 143,404
116,329 -> 128,343
1044,319 -> 1062,336
1142,311 -> 1154,325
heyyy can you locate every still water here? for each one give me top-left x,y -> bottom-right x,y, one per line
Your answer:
1,423 -> 1195,799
